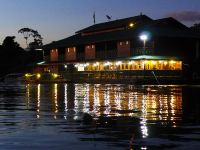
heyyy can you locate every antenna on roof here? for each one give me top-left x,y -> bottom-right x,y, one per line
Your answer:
106,15 -> 112,21
93,12 -> 96,24
140,12 -> 143,16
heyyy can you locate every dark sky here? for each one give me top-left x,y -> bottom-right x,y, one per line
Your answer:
0,0 -> 199,47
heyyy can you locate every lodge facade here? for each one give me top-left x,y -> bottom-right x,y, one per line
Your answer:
27,14 -> 200,83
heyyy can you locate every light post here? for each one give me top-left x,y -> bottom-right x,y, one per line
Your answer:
140,34 -> 148,51
139,34 -> 148,82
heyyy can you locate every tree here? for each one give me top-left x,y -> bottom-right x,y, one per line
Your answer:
18,28 -> 43,49
2,36 -> 20,49
190,23 -> 200,32
0,36 -> 27,75
29,30 -> 43,49
18,28 -> 33,47
1,36 -> 24,57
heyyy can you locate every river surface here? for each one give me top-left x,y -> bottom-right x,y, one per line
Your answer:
0,83 -> 200,150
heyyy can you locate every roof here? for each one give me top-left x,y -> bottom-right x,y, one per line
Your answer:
44,27 -> 199,49
44,28 -> 139,49
128,55 -> 181,60
152,17 -> 188,29
39,55 -> 181,66
76,15 -> 152,34
43,14 -> 200,49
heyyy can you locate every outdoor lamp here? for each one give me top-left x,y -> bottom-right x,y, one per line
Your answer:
140,34 -> 148,50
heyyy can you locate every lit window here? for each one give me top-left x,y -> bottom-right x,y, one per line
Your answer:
51,49 -> 56,53
68,48 -> 70,53
126,41 -> 129,45
73,47 -> 76,52
87,46 -> 90,49
119,42 -> 123,46
92,45 -> 95,49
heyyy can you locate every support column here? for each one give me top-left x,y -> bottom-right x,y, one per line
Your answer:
195,40 -> 199,59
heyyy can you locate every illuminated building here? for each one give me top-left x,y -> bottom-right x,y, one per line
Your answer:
27,14 -> 200,83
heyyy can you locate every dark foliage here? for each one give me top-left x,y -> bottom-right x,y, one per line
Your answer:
0,36 -> 43,76
18,27 -> 43,49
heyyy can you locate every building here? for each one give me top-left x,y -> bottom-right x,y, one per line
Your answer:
26,14 -> 200,83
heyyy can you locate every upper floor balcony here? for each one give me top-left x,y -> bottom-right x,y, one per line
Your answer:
133,47 -> 153,55
45,46 -> 154,63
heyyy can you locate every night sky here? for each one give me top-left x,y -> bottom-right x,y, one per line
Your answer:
0,0 -> 199,48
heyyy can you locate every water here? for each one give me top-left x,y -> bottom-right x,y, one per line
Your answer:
0,83 -> 200,150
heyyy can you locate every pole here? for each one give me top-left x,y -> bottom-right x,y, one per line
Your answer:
143,40 -> 146,54
152,71 -> 160,85
42,49 -> 44,60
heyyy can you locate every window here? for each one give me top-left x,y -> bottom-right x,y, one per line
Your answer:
117,41 -> 131,57
50,49 -> 58,62
66,47 -> 76,60
85,45 -> 96,59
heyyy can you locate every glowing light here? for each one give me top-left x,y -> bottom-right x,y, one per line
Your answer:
140,34 -> 148,41
116,61 -> 122,66
37,84 -> 41,118
128,61 -> 133,65
25,73 -> 32,77
170,60 -> 176,64
53,84 -> 58,115
129,22 -> 134,28
26,84 -> 30,109
93,62 -> 99,66
83,84 -> 90,113
151,61 -> 156,65
74,64 -> 79,67
164,61 -> 168,65
64,84 -> 68,120
53,73 -> 58,78
36,73 -> 41,79
104,61 -> 111,66
37,61 -> 45,65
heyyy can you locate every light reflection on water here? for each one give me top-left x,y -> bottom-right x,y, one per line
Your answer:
26,84 -> 183,138
0,83 -> 199,150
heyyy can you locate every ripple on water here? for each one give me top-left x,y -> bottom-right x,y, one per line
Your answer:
0,83 -> 199,150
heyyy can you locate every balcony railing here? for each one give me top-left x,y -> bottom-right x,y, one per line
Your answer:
134,47 -> 153,55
